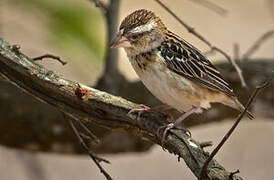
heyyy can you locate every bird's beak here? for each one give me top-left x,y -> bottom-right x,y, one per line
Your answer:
110,31 -> 131,48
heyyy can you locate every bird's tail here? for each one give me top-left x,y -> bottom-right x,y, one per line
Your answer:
229,97 -> 254,120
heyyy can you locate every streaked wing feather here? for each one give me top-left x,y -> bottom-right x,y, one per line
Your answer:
157,34 -> 235,97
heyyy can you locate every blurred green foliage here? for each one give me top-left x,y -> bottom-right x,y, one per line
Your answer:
10,0 -> 106,61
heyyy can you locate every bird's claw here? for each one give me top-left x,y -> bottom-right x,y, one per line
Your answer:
128,104 -> 173,120
157,123 -> 191,150
128,104 -> 151,115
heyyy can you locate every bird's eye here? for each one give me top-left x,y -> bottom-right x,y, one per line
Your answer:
131,34 -> 138,39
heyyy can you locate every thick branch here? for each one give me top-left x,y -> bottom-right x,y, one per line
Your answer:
1,60 -> 273,155
95,0 -> 122,95
0,38 -> 242,179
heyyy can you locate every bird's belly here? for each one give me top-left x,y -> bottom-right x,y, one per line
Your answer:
133,63 -> 206,112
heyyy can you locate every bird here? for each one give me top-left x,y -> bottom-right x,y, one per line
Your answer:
111,9 -> 253,144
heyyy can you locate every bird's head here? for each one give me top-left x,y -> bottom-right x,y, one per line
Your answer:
111,9 -> 167,55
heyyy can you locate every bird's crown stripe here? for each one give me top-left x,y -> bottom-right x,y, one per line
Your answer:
130,22 -> 157,33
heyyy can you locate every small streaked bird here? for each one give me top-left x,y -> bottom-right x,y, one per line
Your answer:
111,9 -> 253,143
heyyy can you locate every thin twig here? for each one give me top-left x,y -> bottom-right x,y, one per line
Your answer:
77,119 -> 100,144
199,141 -> 213,148
229,169 -> 240,179
190,0 -> 228,16
33,54 -> 67,66
213,46 -> 246,88
154,0 -> 211,46
63,113 -> 102,155
233,43 -> 240,62
154,0 -> 247,87
199,72 -> 274,179
88,0 -> 108,13
67,115 -> 112,180
242,30 -> 274,61
229,55 -> 246,87
232,43 -> 247,88
0,73 -> 7,80
203,49 -> 216,57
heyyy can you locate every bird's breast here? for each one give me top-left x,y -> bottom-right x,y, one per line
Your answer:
128,52 -> 204,112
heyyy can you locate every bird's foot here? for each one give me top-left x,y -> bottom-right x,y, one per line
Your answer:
157,106 -> 198,149
128,104 -> 151,115
128,104 -> 153,119
128,104 -> 173,120
157,123 -> 191,150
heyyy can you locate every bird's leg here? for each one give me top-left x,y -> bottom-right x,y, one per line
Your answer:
128,104 -> 172,119
150,104 -> 172,112
158,106 -> 200,148
128,104 -> 151,115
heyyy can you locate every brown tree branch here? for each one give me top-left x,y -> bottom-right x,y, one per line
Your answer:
233,43 -> 240,62
154,0 -> 247,87
102,0 -> 120,79
88,0 -> 123,95
33,54 -> 67,66
0,60 -> 273,154
88,0 -> 108,13
87,0 -> 120,82
0,38 -> 243,179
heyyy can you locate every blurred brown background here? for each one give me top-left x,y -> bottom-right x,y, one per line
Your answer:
0,0 -> 274,179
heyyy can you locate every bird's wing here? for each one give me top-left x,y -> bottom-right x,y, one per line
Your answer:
157,33 -> 235,97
